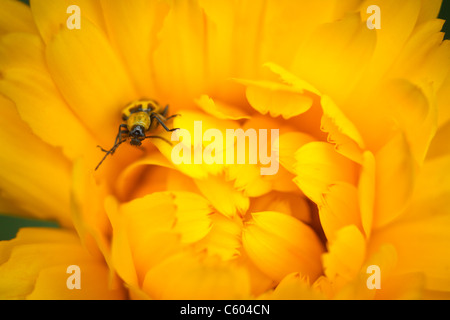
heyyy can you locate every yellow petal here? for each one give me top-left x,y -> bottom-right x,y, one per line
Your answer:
111,191 -> 214,285
196,0 -> 245,103
127,165 -> 174,201
199,0 -> 262,79
166,167 -> 203,193
115,151 -> 175,201
72,159 -> 113,260
408,155 -> 450,221
389,19 -> 448,92
365,245 -> 424,300
114,193 -> 179,285
143,251 -> 251,299
426,120 -> 450,160
292,12 -> 376,103
221,116 -> 298,196
328,245 -> 420,300
263,62 -> 321,96
30,0 -> 107,44
0,96 -> 72,226
200,0 -> 359,89
412,35 -> 450,104
376,78 -> 436,164
0,228 -> 124,300
322,225 -> 366,283
100,0 -> 169,97
269,165 -> 300,193
236,78 -> 314,119
153,0 -> 207,103
199,0 -> 332,107
0,32 -> 46,72
0,228 -> 79,265
239,251 -> 275,297
423,290 -> 450,300
437,72 -> 450,127
319,182 -> 362,242
357,0 -> 421,88
249,191 -> 311,223
105,195 -> 139,287
320,95 -> 365,164
45,18 -> 137,146
374,133 -> 416,228
195,174 -> 249,219
0,0 -> 38,35
371,213 -> 450,293
27,262 -> 126,300
226,164 -> 272,197
195,95 -> 251,120
293,141 -> 358,204
211,0 -> 365,82
0,32 -> 95,159
242,211 -> 324,283
310,1 -> 423,150
260,272 -> 325,300
277,131 -> 315,174
161,110 -> 239,179
0,199 -> 26,217
358,151 -> 375,238
193,213 -> 242,261
172,191 -> 213,244
372,272 -> 425,300
417,0 -> 442,24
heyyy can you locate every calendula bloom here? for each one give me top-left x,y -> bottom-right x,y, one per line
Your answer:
0,0 -> 449,300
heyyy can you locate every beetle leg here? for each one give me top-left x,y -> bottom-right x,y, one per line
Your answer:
164,113 -> 180,121
150,112 -> 179,132
95,139 -> 127,171
161,105 -> 169,117
114,124 -> 129,146
97,146 -> 109,153
97,124 -> 128,154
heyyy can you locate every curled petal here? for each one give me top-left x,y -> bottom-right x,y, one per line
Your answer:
320,95 -> 365,164
0,228 -> 125,300
259,272 -> 325,300
143,251 -> 251,300
322,225 -> 366,284
108,191 -> 214,285
293,141 -> 358,204
242,211 -> 324,283
236,78 -> 314,119
277,131 -> 315,174
195,95 -> 251,120
193,213 -> 242,261
195,175 -> 249,219
319,182 -> 362,241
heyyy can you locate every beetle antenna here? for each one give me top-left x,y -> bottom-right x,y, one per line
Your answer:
95,139 -> 127,171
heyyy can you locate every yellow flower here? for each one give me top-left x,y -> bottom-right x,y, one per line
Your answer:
0,0 -> 449,300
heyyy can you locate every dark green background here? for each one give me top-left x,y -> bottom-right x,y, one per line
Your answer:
1,0 -> 450,241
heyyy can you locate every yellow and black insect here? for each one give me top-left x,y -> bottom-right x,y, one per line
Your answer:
95,99 -> 179,170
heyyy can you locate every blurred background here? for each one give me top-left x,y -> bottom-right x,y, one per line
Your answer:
1,0 -> 450,240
